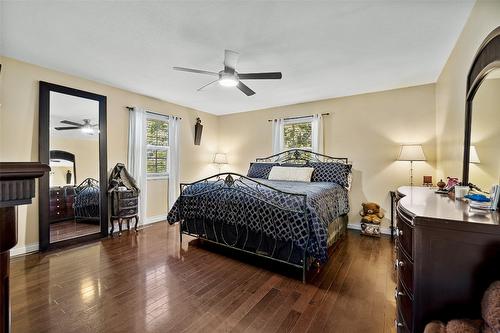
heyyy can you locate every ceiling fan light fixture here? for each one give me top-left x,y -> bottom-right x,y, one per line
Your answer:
81,125 -> 94,134
219,76 -> 238,87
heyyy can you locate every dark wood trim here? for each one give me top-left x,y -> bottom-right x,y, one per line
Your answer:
463,26 -> 500,183
38,81 -> 108,251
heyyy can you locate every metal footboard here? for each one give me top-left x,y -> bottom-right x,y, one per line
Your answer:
178,173 -> 310,282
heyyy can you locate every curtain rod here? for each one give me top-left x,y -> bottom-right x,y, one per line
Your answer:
126,106 -> 182,120
267,113 -> 330,122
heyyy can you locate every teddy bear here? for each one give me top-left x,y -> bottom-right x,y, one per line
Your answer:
423,280 -> 500,333
359,202 -> 384,224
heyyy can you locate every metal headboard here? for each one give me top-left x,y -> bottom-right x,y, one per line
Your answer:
255,149 -> 348,164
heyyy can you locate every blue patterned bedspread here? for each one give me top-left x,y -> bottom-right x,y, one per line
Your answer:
167,178 -> 349,262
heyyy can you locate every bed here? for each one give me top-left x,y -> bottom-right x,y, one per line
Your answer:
74,177 -> 100,223
167,149 -> 351,282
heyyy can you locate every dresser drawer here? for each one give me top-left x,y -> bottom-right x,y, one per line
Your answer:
396,279 -> 413,332
396,207 -> 414,258
118,207 -> 138,217
396,308 -> 411,333
117,191 -> 137,199
396,241 -> 414,296
119,198 -> 138,208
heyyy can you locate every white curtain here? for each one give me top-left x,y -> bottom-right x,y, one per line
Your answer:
128,107 -> 148,226
311,114 -> 324,154
272,118 -> 285,154
168,116 -> 181,209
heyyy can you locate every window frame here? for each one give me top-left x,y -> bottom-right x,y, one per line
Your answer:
146,112 -> 170,180
283,117 -> 313,151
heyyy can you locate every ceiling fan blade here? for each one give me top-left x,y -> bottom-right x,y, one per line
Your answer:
236,81 -> 255,96
197,79 -> 219,91
55,126 -> 80,130
60,120 -> 83,127
238,72 -> 282,80
224,50 -> 239,71
173,67 -> 218,76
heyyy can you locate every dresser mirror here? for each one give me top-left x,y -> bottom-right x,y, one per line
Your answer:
39,82 -> 108,250
463,26 -> 500,201
468,68 -> 500,192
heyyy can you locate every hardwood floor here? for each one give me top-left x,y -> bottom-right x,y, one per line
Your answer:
50,220 -> 100,242
10,222 -> 396,333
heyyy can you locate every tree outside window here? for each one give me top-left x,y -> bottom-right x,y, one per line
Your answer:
283,120 -> 312,150
146,116 -> 169,178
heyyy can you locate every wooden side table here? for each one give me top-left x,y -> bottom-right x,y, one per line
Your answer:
110,190 -> 139,235
0,162 -> 50,333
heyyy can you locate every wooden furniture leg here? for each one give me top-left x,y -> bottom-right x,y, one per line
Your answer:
118,218 -> 122,236
126,219 -> 130,231
110,218 -> 115,236
134,215 -> 139,231
0,207 -> 16,333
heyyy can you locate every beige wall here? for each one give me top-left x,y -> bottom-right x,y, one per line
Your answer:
50,137 -> 99,186
0,56 -> 219,252
218,84 -> 437,228
436,0 -> 500,180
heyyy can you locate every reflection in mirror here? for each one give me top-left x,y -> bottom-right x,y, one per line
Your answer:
469,68 -> 500,192
49,91 -> 101,243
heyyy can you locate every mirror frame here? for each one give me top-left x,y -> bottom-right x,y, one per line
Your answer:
38,81 -> 108,251
463,26 -> 500,184
50,150 -> 77,185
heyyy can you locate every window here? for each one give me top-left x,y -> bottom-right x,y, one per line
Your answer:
283,118 -> 312,150
146,114 -> 169,178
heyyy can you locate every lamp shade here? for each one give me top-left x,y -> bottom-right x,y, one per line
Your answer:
397,145 -> 426,161
213,153 -> 228,165
469,146 -> 480,164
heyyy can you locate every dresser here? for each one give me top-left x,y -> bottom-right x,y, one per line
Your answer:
394,186 -> 500,332
49,186 -> 75,222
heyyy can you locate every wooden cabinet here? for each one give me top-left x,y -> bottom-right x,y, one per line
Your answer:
394,186 -> 500,333
0,162 -> 49,333
110,190 -> 139,235
49,186 -> 75,222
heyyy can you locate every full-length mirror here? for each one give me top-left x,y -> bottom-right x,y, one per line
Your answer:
469,68 -> 500,192
39,82 -> 107,250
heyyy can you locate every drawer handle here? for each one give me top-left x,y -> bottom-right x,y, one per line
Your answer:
394,320 -> 404,328
394,288 -> 405,299
397,228 -> 403,236
394,259 -> 405,269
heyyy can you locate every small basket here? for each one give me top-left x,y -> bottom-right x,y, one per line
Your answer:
361,221 -> 381,237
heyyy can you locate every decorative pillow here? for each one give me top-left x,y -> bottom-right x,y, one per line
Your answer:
247,162 -> 278,179
268,166 -> 314,182
309,162 -> 352,188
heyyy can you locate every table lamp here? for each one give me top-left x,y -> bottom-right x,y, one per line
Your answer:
213,153 -> 228,173
397,144 -> 426,186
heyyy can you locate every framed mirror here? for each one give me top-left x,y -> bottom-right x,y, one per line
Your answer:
463,26 -> 500,194
39,82 -> 108,250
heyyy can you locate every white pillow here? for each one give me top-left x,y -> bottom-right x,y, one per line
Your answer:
268,166 -> 314,182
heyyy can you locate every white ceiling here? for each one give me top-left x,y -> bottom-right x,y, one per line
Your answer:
50,91 -> 99,140
2,1 -> 474,115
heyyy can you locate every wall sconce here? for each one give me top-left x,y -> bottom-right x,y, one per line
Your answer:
194,117 -> 203,145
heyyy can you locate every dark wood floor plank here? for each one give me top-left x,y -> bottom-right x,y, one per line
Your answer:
10,223 -> 396,333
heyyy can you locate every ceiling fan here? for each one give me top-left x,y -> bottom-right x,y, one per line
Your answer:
55,119 -> 98,134
173,50 -> 282,96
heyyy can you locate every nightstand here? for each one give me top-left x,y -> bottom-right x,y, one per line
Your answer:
110,190 -> 139,235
